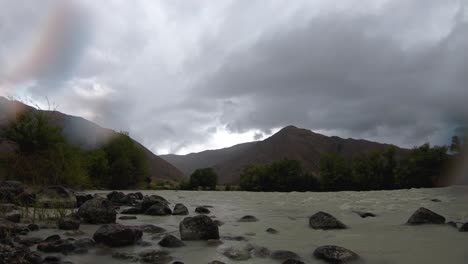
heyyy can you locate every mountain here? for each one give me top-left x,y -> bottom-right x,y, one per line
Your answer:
0,97 -> 184,183
162,125 -> 408,184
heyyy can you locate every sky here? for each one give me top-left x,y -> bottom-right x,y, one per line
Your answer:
0,0 -> 467,155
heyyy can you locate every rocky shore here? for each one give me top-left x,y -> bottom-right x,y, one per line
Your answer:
0,181 -> 467,264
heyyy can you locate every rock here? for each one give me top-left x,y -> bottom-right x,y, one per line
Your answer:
221,235 -> 248,241
112,252 -> 139,262
352,210 -> 376,218
14,236 -> 42,247
0,243 -> 30,264
144,201 -> 172,216
136,240 -> 152,247
222,247 -> 251,261
77,198 -> 116,224
138,250 -> 172,263
0,181 -> 24,195
5,212 -> 21,223
238,215 -> 258,222
75,194 -> 93,208
16,191 -> 36,206
266,228 -> 278,234
141,195 -> 168,211
27,223 -> 40,231
195,206 -> 210,214
283,259 -> 305,264
121,207 -> 142,215
158,234 -> 185,248
270,250 -> 300,261
431,198 -> 442,202
309,212 -> 347,230
64,230 -> 85,237
208,262 -> 226,264
37,236 -> 76,254
107,191 -> 128,204
0,221 -> 29,238
25,251 -> 43,264
119,216 -> 137,220
172,203 -> 189,215
214,220 -> 224,226
206,239 -> 223,246
139,224 -> 166,234
57,217 -> 80,230
36,186 -> 77,208
406,207 -> 445,225
0,204 -> 16,214
248,245 -> 271,258
313,245 -> 360,263
128,192 -> 143,200
459,223 -> 468,232
179,215 -> 220,240
447,221 -> 458,228
74,238 -> 95,249
93,224 -> 142,247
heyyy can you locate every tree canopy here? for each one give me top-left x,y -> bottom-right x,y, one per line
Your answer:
189,168 -> 218,190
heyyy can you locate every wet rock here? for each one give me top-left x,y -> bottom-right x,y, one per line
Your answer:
27,223 -> 40,231
16,191 -> 36,206
119,216 -> 137,220
270,250 -> 300,261
37,236 -> 76,254
431,198 -> 442,202
352,210 -> 376,218
0,221 -> 29,238
141,195 -> 168,211
0,243 -> 30,263
42,255 -> 73,264
137,240 -> 152,247
36,186 -> 77,208
107,191 -> 130,205
208,262 -> 226,264
406,207 -> 445,225
221,235 -> 248,241
75,194 -> 93,208
93,224 -> 143,247
447,221 -> 458,228
158,234 -> 185,248
14,236 -> 42,247
213,220 -> 224,226
5,212 -> 21,223
238,215 -> 258,222
57,217 -> 80,230
139,224 -> 166,234
309,212 -> 347,230
206,239 -> 223,246
459,223 -> 468,232
283,259 -> 305,264
248,245 -> 270,258
139,250 -> 173,263
63,230 -> 85,237
266,228 -> 278,234
222,247 -> 251,261
0,191 -> 15,204
121,207 -> 142,215
0,181 -> 24,195
25,251 -> 43,264
145,201 -> 172,216
77,198 -> 117,224
172,204 -> 189,215
74,238 -> 95,249
195,206 -> 210,214
112,252 -> 139,262
313,245 -> 360,263
127,192 -> 143,200
179,215 -> 220,240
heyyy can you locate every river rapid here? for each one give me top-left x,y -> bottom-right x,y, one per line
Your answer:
29,186 -> 468,264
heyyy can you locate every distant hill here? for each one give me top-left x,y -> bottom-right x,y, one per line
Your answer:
0,97 -> 184,183
162,125 -> 408,184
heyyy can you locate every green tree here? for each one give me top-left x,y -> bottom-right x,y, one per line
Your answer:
190,168 -> 218,190
319,153 -> 353,191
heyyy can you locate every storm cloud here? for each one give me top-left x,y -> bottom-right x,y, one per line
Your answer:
0,0 -> 467,154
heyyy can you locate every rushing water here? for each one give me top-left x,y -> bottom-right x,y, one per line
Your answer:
29,186 -> 468,264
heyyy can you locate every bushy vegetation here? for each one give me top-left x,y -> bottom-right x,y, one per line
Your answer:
240,159 -> 319,192
0,110 -> 149,189
189,168 -> 218,190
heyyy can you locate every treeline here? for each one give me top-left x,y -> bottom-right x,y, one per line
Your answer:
179,168 -> 218,190
0,110 -> 150,189
240,143 -> 456,192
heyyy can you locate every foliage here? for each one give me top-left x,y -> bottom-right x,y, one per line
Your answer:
240,159 -> 319,192
189,168 -> 218,190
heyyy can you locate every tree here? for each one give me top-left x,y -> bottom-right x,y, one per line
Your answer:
319,153 -> 353,191
190,168 -> 218,190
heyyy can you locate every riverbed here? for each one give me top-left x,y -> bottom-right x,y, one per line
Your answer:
29,186 -> 468,263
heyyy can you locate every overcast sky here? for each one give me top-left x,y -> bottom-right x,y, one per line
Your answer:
0,0 -> 467,154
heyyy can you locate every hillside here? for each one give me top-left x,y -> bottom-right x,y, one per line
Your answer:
162,126 -> 408,184
0,97 -> 184,183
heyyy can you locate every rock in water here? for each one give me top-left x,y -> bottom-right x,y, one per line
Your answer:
459,223 -> 468,232
352,210 -> 376,218
406,207 -> 445,225
270,250 -> 300,261
93,224 -> 142,247
76,193 -> 93,208
179,215 -> 220,240
238,215 -> 258,222
158,234 -> 186,248
141,195 -> 168,211
121,207 -> 142,215
313,245 -> 360,263
77,198 -> 117,224
309,212 -> 347,230
145,201 -> 172,216
283,260 -> 305,264
195,206 -> 210,214
36,186 -> 77,208
139,250 -> 173,263
173,203 -> 189,215
57,217 -> 80,230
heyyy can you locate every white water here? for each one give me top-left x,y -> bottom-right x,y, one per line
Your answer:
30,186 -> 468,264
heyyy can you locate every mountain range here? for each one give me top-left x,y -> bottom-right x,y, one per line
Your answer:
162,125 -> 408,184
0,97 -> 184,183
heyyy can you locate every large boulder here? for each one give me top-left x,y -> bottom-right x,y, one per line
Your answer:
121,207 -> 142,215
93,224 -> 143,247
406,207 -> 445,225
57,217 -> 80,230
77,198 -> 116,224
459,222 -> 468,232
37,235 -> 76,254
172,203 -> 189,215
75,193 -> 93,208
195,206 -> 210,214
309,212 -> 347,230
313,245 -> 360,263
158,234 -> 185,248
107,191 -> 131,205
141,195 -> 168,211
144,201 -> 172,216
36,186 -> 77,208
179,215 -> 220,240
270,250 -> 300,261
